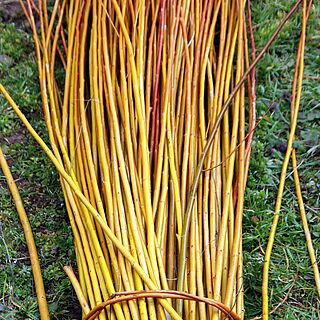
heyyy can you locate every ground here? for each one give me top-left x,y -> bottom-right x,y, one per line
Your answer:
0,1 -> 319,319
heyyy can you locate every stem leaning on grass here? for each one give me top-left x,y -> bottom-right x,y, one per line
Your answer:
0,146 -> 50,320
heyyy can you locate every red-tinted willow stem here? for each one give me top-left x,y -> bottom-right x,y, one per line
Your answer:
150,0 -> 166,177
245,0 -> 256,162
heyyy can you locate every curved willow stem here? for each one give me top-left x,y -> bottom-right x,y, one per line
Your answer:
83,290 -> 241,320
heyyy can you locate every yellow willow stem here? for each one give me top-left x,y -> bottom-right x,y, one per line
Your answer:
166,106 -> 182,246
64,266 -> 90,315
25,0 -> 62,170
44,0 -> 59,50
237,237 -> 244,319
111,170 -> 142,320
75,245 -> 87,320
177,15 -> 191,219
61,0 -> 80,145
155,147 -> 169,246
195,211 -> 206,319
189,204 -> 197,320
172,0 -> 191,108
0,146 -> 50,320
118,23 -> 147,249
198,0 -> 221,147
145,2 -> 157,130
292,150 -> 320,298
262,1 -> 306,318
102,5 -> 155,294
224,57 -> 246,309
91,2 -> 123,298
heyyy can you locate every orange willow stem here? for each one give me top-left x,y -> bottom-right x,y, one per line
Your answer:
0,146 -> 50,320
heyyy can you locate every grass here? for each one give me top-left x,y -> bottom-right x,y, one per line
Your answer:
0,1 -> 319,319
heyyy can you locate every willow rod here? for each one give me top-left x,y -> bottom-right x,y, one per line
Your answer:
0,146 -> 50,320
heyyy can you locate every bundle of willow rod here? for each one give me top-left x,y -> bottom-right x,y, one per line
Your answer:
0,0 -> 314,319
19,0 -> 252,318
